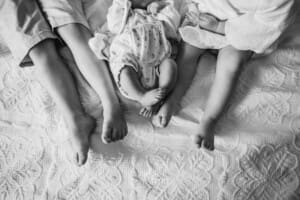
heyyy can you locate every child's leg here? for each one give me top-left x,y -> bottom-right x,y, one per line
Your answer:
119,66 -> 166,106
195,46 -> 252,150
0,0 -> 94,166
55,24 -> 127,143
153,42 -> 204,127
29,39 -> 95,166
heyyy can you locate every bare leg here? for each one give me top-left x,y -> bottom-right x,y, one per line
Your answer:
119,66 -> 165,116
158,58 -> 177,93
56,24 -> 127,143
195,46 -> 252,150
29,39 -> 95,166
153,42 -> 205,127
141,58 -> 177,118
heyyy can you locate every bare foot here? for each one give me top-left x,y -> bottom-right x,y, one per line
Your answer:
69,114 -> 96,166
193,120 -> 215,151
101,105 -> 128,144
152,98 -> 180,128
139,106 -> 152,118
139,88 -> 166,107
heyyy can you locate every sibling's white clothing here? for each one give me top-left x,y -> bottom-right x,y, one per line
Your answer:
179,0 -> 296,53
104,0 -> 180,97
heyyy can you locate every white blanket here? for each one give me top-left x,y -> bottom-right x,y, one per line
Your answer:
1,3 -> 300,200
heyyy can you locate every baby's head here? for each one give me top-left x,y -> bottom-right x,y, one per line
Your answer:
130,0 -> 158,9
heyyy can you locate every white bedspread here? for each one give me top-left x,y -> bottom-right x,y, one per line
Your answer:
1,7 -> 300,200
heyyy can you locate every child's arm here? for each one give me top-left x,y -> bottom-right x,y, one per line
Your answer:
185,12 -> 225,35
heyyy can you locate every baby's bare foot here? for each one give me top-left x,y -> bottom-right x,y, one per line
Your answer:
139,106 -> 154,118
139,88 -> 166,107
69,114 -> 96,166
152,98 -> 180,128
193,121 -> 215,151
102,106 -> 128,144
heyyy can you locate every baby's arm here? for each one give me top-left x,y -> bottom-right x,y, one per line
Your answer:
195,46 -> 252,150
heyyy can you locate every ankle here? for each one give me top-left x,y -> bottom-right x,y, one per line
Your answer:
201,116 -> 217,127
103,102 -> 123,117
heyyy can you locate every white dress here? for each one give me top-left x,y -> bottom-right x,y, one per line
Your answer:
179,0 -> 296,53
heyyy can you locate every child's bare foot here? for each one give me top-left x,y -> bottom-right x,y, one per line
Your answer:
139,88 -> 166,107
101,105 -> 128,144
68,114 -> 96,166
152,98 -> 180,128
139,102 -> 162,118
193,120 -> 215,151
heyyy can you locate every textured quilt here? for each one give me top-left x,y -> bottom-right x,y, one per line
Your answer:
1,7 -> 300,200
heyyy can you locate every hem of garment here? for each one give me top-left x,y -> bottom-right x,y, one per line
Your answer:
19,31 -> 58,67
48,16 -> 90,31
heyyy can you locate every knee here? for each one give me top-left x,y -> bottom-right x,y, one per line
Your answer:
56,23 -> 92,45
30,40 -> 63,71
159,58 -> 177,76
167,58 -> 177,67
30,39 -> 60,63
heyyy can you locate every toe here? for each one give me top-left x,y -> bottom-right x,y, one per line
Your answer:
196,136 -> 203,148
209,142 -> 215,151
102,125 -> 112,144
203,140 -> 214,151
158,116 -> 164,128
146,110 -> 153,118
111,129 -> 118,142
148,110 -> 153,118
160,115 -> 171,127
139,108 -> 146,115
77,151 -> 88,166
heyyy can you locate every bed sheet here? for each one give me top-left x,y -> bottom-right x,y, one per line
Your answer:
1,6 -> 300,200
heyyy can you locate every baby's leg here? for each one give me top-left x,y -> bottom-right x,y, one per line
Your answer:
158,58 -> 177,94
119,66 -> 165,107
56,24 -> 127,144
153,43 -> 204,127
195,46 -> 252,150
29,39 -> 95,166
140,58 -> 177,118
